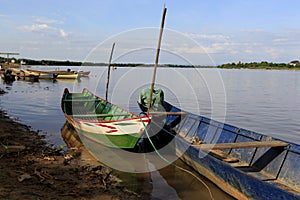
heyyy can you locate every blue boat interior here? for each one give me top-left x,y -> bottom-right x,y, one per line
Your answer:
164,102 -> 300,196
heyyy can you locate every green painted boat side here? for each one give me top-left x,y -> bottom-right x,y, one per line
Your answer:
61,88 -> 151,148
77,129 -> 141,148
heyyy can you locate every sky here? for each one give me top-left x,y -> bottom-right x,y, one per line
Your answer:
1,0 -> 300,65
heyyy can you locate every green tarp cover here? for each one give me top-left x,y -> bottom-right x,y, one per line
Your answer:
139,87 -> 164,111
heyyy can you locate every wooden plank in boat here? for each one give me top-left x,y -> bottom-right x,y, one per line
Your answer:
208,150 -> 239,163
192,140 -> 289,150
150,111 -> 185,116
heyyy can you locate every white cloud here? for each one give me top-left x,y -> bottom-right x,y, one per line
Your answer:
17,23 -> 69,38
59,29 -> 68,37
19,24 -> 49,32
184,33 -> 230,41
34,17 -> 64,25
162,29 -> 298,64
15,15 -> 68,39
273,38 -> 289,43
265,47 -> 282,59
240,29 -> 266,33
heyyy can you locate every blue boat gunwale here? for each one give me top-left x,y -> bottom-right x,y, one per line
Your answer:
163,102 -> 300,199
176,138 -> 299,200
179,111 -> 300,153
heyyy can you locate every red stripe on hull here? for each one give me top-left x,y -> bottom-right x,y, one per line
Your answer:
96,123 -> 116,130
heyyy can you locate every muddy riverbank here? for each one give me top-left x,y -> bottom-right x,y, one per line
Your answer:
0,109 -> 148,200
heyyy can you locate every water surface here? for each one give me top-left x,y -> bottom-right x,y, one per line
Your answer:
1,66 -> 300,199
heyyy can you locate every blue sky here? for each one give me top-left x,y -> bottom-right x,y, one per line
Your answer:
1,0 -> 300,65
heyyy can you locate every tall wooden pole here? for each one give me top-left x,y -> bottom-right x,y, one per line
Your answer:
147,6 -> 167,115
105,42 -> 115,101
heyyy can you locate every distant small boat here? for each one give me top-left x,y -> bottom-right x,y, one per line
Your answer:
78,71 -> 90,77
25,69 -> 58,79
53,71 -> 79,79
26,69 -> 79,79
16,70 -> 39,81
61,88 -> 151,148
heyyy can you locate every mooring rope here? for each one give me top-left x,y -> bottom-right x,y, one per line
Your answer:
138,113 -> 214,200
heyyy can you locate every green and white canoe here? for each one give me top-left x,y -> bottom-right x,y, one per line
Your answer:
61,88 -> 151,148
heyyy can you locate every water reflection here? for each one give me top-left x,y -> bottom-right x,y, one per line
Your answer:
60,121 -> 234,200
60,121 -> 153,197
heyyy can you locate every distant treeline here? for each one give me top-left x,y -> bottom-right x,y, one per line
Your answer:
218,61 -> 300,69
0,57 -> 82,66
0,56 -> 211,68
0,56 -> 146,67
2,56 -> 299,70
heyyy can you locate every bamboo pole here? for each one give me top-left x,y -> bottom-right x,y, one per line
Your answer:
105,42 -> 116,101
147,6 -> 167,115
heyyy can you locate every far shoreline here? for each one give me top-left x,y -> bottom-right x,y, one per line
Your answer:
2,57 -> 300,70
22,64 -> 300,71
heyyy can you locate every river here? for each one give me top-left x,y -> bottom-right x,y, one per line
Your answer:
1,66 -> 300,199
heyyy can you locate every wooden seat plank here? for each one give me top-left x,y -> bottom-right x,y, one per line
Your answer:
192,140 -> 288,150
208,150 -> 239,163
150,111 -> 185,116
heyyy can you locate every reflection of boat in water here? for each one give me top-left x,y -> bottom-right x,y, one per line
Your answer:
50,78 -> 81,84
61,121 -> 83,149
0,69 -> 16,83
17,72 -> 39,82
10,69 -> 40,81
60,121 -> 153,196
17,76 -> 39,82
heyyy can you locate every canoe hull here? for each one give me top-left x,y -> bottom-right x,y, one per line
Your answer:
23,69 -> 58,79
78,129 -> 141,149
152,102 -> 300,199
61,88 -> 151,148
176,140 -> 299,200
57,74 -> 78,79
38,73 -> 58,79
25,69 -> 78,79
65,116 -> 149,148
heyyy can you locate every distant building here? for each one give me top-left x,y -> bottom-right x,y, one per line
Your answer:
288,60 -> 300,67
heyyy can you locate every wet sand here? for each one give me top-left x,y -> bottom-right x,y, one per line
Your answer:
0,109 -> 146,200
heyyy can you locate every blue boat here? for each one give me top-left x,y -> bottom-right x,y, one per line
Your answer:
139,89 -> 300,200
